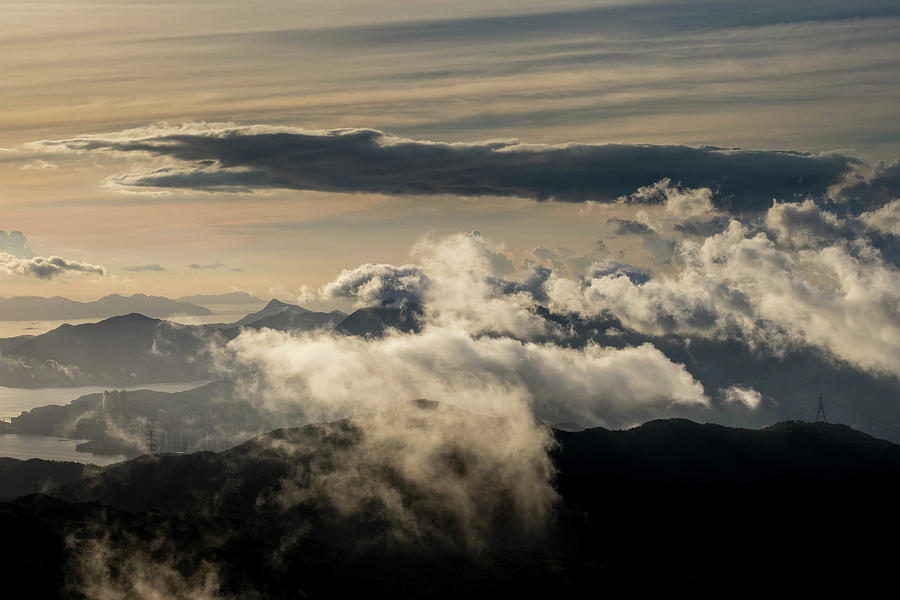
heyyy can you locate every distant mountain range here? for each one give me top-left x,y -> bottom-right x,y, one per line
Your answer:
0,314 -> 218,387
0,300 -> 418,388
176,291 -> 263,305
0,293 -> 213,320
223,298 -> 345,330
1,406 -> 898,595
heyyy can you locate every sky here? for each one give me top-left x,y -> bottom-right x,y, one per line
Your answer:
2,0 -> 899,300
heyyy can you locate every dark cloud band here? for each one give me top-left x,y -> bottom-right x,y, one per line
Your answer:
38,126 -> 873,212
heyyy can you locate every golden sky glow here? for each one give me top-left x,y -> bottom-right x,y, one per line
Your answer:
2,0 -> 899,299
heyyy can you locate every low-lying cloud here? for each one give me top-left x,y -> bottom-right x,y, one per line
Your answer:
1,253 -> 106,279
123,263 -> 166,272
224,327 -> 708,431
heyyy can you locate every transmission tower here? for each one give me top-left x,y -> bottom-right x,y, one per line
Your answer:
815,394 -> 827,423
146,426 -> 157,453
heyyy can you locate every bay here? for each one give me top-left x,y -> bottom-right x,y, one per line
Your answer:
0,434 -> 126,466
0,380 -> 211,420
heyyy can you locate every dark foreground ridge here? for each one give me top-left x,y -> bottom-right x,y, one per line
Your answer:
1,406 -> 899,597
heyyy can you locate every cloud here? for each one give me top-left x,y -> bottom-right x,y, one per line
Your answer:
607,212 -> 677,264
20,159 -> 58,170
189,263 -> 224,270
261,400 -> 558,550
721,385 -> 764,410
861,199 -> 900,237
321,263 -> 428,309
68,529 -> 227,600
765,199 -> 853,249
223,327 -> 707,432
830,160 -> 900,208
544,213 -> 900,377
220,231 -> 708,432
526,243 -> 607,278
608,217 -> 654,236
624,177 -> 717,220
1,253 -> 106,279
0,229 -> 34,258
123,263 -> 166,272
34,123 -> 863,211
210,227 -> 716,547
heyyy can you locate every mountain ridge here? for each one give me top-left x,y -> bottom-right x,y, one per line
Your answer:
0,293 -> 212,321
2,408 -> 899,595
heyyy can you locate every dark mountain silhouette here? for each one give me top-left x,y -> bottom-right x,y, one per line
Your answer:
2,409 -> 899,596
0,458 -> 96,501
247,309 -> 345,332
763,420 -> 895,448
0,300 -> 358,388
235,299 -> 346,332
0,293 -> 212,321
0,314 -> 220,387
229,299 -> 300,327
335,305 -> 423,337
177,292 -> 263,304
0,334 -> 34,353
48,414 -> 900,516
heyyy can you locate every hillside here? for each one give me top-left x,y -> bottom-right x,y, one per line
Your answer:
335,305 -> 423,337
2,408 -> 899,596
0,314 -> 220,387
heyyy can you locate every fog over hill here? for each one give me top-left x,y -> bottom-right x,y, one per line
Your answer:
1,404 -> 899,596
2,236 -> 900,442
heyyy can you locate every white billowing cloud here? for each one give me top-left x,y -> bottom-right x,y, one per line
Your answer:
410,231 -> 549,339
224,327 -> 707,431
722,385 -> 763,410
765,199 -> 849,249
265,400 -> 558,550
545,215 -> 900,376
626,178 -> 717,220
319,231 -> 552,340
321,263 -> 428,309
861,198 -> 900,237
217,309 -> 707,546
0,252 -> 106,279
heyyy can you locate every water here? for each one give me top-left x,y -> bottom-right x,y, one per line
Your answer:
0,301 -> 262,464
0,434 -> 126,465
0,380 -> 211,420
0,317 -> 96,338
